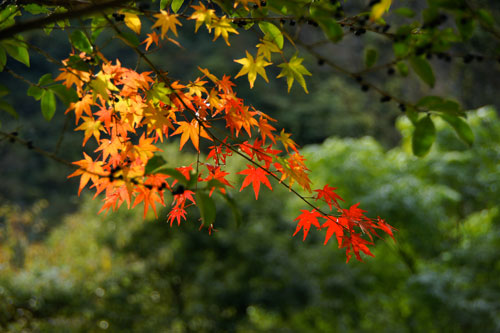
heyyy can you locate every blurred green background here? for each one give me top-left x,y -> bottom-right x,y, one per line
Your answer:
1,1 -> 500,332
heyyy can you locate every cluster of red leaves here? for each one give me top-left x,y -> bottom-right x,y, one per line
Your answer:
60,51 -> 394,262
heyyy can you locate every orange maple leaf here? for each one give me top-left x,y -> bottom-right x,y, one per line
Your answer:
171,119 -> 212,151
151,10 -> 182,38
141,31 -> 160,50
68,152 -> 107,195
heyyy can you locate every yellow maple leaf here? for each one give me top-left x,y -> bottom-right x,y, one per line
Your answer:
370,0 -> 392,21
151,10 -> 182,38
276,55 -> 312,93
257,38 -> 281,61
234,51 -> 271,88
123,12 -> 141,34
75,116 -> 104,146
278,129 -> 298,152
211,16 -> 238,46
189,3 -> 216,32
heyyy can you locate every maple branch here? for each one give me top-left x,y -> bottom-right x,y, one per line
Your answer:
297,40 -> 417,111
99,12 -> 358,232
0,130 -> 75,168
0,0 -> 132,40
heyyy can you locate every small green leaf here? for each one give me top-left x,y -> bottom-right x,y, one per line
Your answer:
38,73 -> 54,86
258,22 -> 284,49
364,48 -> 378,68
2,39 -> 30,67
160,0 -> 170,10
27,86 -> 44,100
23,4 -> 50,14
144,155 -> 168,175
456,16 -> 475,41
70,30 -> 93,54
397,61 -> 409,76
410,56 -> 435,88
394,7 -> 415,18
0,84 -> 8,97
393,42 -> 409,58
91,17 -> 107,42
439,114 -> 474,146
41,90 -> 56,121
417,96 -> 463,116
477,9 -> 494,27
171,0 -> 184,13
0,100 -> 17,118
195,191 -> 216,226
318,19 -> 343,42
49,84 -> 79,106
412,116 -> 436,157
0,46 -> 6,71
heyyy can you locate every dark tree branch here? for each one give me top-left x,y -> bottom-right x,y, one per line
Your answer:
0,0 -> 132,40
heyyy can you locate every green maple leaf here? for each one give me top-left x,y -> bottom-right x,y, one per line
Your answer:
277,55 -> 312,93
234,51 -> 271,88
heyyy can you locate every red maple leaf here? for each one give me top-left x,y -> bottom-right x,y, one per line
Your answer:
314,184 -> 344,210
321,215 -> 344,246
341,232 -> 375,263
293,209 -> 322,241
238,164 -> 272,199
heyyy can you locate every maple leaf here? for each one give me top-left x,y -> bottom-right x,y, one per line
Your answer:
167,207 -> 187,226
375,217 -> 396,241
189,3 -> 216,32
123,12 -> 141,34
293,209 -> 322,241
89,72 -> 119,102
141,31 -> 160,51
321,216 -> 344,246
238,164 -> 273,199
151,10 -> 182,38
171,119 -> 212,151
370,0 -> 392,21
55,66 -> 90,92
218,75 -> 236,94
234,51 -> 271,88
132,186 -> 163,218
68,152 -> 107,195
133,134 -> 160,162
211,16 -> 239,46
341,232 -> 375,263
204,165 -> 233,195
277,55 -> 312,93
278,129 -> 298,152
314,184 -> 344,210
256,38 -> 281,61
66,93 -> 92,124
258,116 -> 277,144
75,116 -> 104,146
95,136 -> 124,162
275,153 -> 311,192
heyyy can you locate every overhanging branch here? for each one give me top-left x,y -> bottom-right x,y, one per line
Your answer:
0,0 -> 132,41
